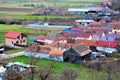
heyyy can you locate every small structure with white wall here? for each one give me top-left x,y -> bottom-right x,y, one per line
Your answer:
76,20 -> 94,27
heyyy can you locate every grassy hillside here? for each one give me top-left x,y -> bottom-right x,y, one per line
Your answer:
10,56 -> 107,80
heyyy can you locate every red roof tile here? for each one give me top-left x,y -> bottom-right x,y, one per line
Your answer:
96,41 -> 118,48
5,32 -> 21,39
79,34 -> 91,38
109,22 -> 120,26
91,22 -> 101,25
75,40 -> 97,46
102,1 -> 112,5
49,49 -> 64,56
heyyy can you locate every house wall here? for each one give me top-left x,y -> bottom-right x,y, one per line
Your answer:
25,51 -> 63,61
112,29 -> 120,33
63,48 -> 91,63
63,48 -> 81,63
96,46 -> 117,53
49,55 -> 63,61
16,35 -> 26,45
75,35 -> 92,40
25,51 -> 50,59
5,38 -> 17,47
76,22 -> 91,27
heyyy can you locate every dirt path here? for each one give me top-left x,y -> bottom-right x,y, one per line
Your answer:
0,51 -> 24,60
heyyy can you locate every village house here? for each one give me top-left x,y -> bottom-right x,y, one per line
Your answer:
63,44 -> 92,63
35,33 -> 57,45
35,35 -> 45,45
45,33 -> 57,44
74,39 -> 118,54
49,49 -> 64,61
101,1 -> 112,6
96,41 -> 118,53
68,8 -> 89,15
25,44 -> 65,61
76,20 -> 94,27
75,34 -> 92,40
25,44 -> 51,59
68,7 -> 104,15
75,39 -> 97,47
112,27 -> 120,34
5,32 -> 27,48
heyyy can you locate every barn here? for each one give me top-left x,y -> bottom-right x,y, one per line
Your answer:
63,44 -> 92,63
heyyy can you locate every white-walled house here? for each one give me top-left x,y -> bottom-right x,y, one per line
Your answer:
76,20 -> 94,27
5,32 -> 27,47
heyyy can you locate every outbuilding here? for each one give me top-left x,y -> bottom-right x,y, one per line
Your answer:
63,44 -> 91,63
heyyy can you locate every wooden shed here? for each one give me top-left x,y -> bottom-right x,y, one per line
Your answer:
63,44 -> 91,63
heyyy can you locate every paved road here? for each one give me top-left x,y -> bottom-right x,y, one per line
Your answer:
0,51 -> 24,60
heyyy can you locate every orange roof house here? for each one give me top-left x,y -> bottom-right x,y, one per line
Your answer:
49,49 -> 64,56
49,49 -> 64,61
5,32 -> 27,47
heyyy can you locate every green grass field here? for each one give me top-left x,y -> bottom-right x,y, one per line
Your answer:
10,56 -> 107,80
5,49 -> 23,54
0,11 -> 30,15
0,0 -> 109,8
0,3 -> 34,9
11,15 -> 78,20
0,24 -> 56,34
0,34 -> 5,43
12,15 -> 57,20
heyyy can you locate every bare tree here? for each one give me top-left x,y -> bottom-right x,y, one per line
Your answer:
39,64 -> 53,80
61,68 -> 79,80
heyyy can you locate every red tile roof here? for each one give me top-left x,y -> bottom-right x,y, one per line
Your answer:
38,45 -> 52,53
91,22 -> 101,25
109,22 -> 120,26
96,41 -> 118,48
49,49 -> 64,56
79,34 -> 91,38
75,40 -> 97,46
63,32 -> 91,38
5,32 -> 21,39
102,1 -> 112,5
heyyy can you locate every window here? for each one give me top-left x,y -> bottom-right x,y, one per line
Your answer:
23,40 -> 25,42
16,41 -> 19,43
12,41 -> 14,44
21,36 -> 24,39
17,36 -> 20,40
